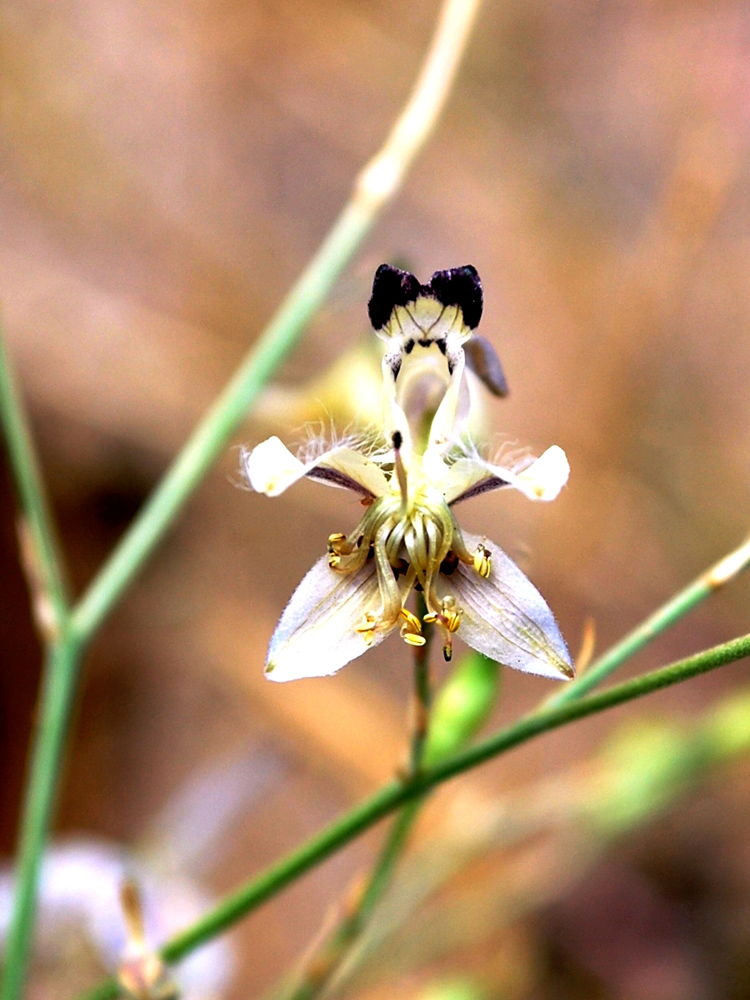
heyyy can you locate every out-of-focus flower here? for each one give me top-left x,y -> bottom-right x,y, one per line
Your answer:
0,839 -> 232,997
118,878 -> 178,1000
244,265 -> 572,682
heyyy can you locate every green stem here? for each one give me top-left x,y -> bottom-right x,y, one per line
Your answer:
546,533 -> 750,707
1,637 -> 82,1000
79,632 -> 750,1000
70,202 -> 371,644
0,329 -> 79,1000
0,328 -> 69,630
69,0 -> 485,646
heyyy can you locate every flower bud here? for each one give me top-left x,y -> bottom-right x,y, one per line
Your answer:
424,653 -> 501,765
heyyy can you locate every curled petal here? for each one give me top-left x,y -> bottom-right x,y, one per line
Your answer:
444,532 -> 573,680
242,436 -> 388,499
265,556 -> 389,681
444,445 -> 570,505
513,446 -> 570,500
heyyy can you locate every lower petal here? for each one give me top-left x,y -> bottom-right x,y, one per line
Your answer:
265,556 -> 389,681
444,532 -> 573,680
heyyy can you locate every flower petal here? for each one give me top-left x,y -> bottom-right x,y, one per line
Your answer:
265,556 -> 389,681
445,532 -> 573,680
444,445 -> 570,505
242,436 -> 388,498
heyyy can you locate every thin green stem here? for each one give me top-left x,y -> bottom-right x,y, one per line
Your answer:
69,0 -> 484,646
78,632 -> 750,1000
1,637 -> 82,1000
0,329 -> 80,1000
70,204 -> 371,643
546,533 -> 750,707
0,328 -> 69,633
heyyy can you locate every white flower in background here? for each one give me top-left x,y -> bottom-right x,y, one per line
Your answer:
244,265 -> 573,682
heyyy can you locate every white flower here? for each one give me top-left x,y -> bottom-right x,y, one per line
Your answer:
243,266 -> 573,683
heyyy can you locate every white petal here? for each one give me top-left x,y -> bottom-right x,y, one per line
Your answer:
513,446 -> 570,501
243,437 -> 305,496
444,532 -> 573,680
443,445 -> 570,505
265,556 -> 389,681
242,436 -> 388,498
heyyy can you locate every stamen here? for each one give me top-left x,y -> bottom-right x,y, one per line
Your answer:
473,543 -> 492,579
423,595 -> 462,633
385,519 -> 407,565
372,521 -> 404,630
400,607 -> 423,633
355,612 -> 378,646
328,532 -> 355,558
448,514 -> 475,566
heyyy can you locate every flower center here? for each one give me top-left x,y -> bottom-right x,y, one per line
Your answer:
327,481 -> 491,661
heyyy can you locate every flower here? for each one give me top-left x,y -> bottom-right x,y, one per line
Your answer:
243,265 -> 573,683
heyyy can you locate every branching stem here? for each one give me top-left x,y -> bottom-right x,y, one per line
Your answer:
78,632 -> 750,1000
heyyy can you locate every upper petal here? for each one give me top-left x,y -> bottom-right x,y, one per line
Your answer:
265,556 -> 389,681
444,445 -> 570,505
242,436 -> 388,498
444,531 -> 573,680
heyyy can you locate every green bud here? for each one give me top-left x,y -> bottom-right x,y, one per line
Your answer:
424,653 -> 501,765
418,978 -> 486,1000
702,689 -> 750,761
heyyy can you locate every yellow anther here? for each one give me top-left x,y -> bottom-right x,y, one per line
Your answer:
473,543 -> 492,579
400,608 -> 423,632
399,607 -> 426,646
356,612 -> 381,645
356,613 -> 378,635
402,631 -> 427,647
422,597 -> 462,635
445,611 -> 462,633
328,532 -> 353,556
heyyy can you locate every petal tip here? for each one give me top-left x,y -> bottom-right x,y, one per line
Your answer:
243,436 -> 305,496
517,445 -> 570,501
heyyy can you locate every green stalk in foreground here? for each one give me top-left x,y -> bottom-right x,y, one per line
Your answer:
79,632 -> 750,1000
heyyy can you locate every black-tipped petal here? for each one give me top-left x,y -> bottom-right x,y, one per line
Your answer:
368,264 -> 422,330
428,265 -> 483,329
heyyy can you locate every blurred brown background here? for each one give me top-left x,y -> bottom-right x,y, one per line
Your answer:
2,0 -> 750,997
